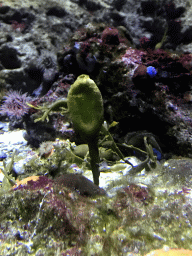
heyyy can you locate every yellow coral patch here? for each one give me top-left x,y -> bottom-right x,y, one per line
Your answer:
12,176 -> 40,189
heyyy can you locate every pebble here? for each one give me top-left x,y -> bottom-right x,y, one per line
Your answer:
0,122 -> 9,132
0,151 -> 7,161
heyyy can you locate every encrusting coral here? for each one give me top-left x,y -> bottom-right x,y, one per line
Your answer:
0,90 -> 32,119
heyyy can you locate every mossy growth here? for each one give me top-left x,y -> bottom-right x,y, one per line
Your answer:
68,75 -> 104,185
155,26 -> 168,50
0,150 -> 16,195
67,74 -> 104,142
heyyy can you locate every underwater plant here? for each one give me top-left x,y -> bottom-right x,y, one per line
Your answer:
28,74 -> 104,185
0,150 -> 16,194
28,75 -> 157,185
155,26 -> 168,50
67,75 -> 104,185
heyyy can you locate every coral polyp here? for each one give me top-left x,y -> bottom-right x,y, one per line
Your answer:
0,90 -> 31,119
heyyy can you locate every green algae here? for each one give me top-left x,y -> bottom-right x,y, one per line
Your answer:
28,75 -> 104,185
27,74 -> 160,186
1,170 -> 192,255
67,75 -> 104,185
0,150 -> 16,195
23,139 -> 86,177
155,26 -> 168,50
27,98 -> 68,123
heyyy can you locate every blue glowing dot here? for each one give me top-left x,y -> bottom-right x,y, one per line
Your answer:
153,148 -> 162,160
147,66 -> 157,78
73,42 -> 80,53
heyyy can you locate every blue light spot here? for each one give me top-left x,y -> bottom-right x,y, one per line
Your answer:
147,66 -> 157,78
153,148 -> 162,160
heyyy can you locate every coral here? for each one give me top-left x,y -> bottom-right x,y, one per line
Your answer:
37,50 -> 57,71
26,50 -> 58,97
109,184 -> 192,253
141,49 -> 170,65
39,141 -> 54,158
132,48 -> 191,95
6,174 -> 101,252
0,90 -> 31,119
1,164 -> 192,255
123,184 -> 152,204
12,176 -> 40,190
139,36 -> 151,49
121,47 -> 146,69
13,175 -> 53,191
179,53 -> 192,73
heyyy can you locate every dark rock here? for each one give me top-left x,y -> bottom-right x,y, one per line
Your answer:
46,7 -> 66,17
101,27 -> 120,45
0,46 -> 21,69
55,174 -> 106,197
23,116 -> 56,148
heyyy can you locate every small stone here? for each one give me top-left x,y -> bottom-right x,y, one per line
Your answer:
0,151 -> 7,161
